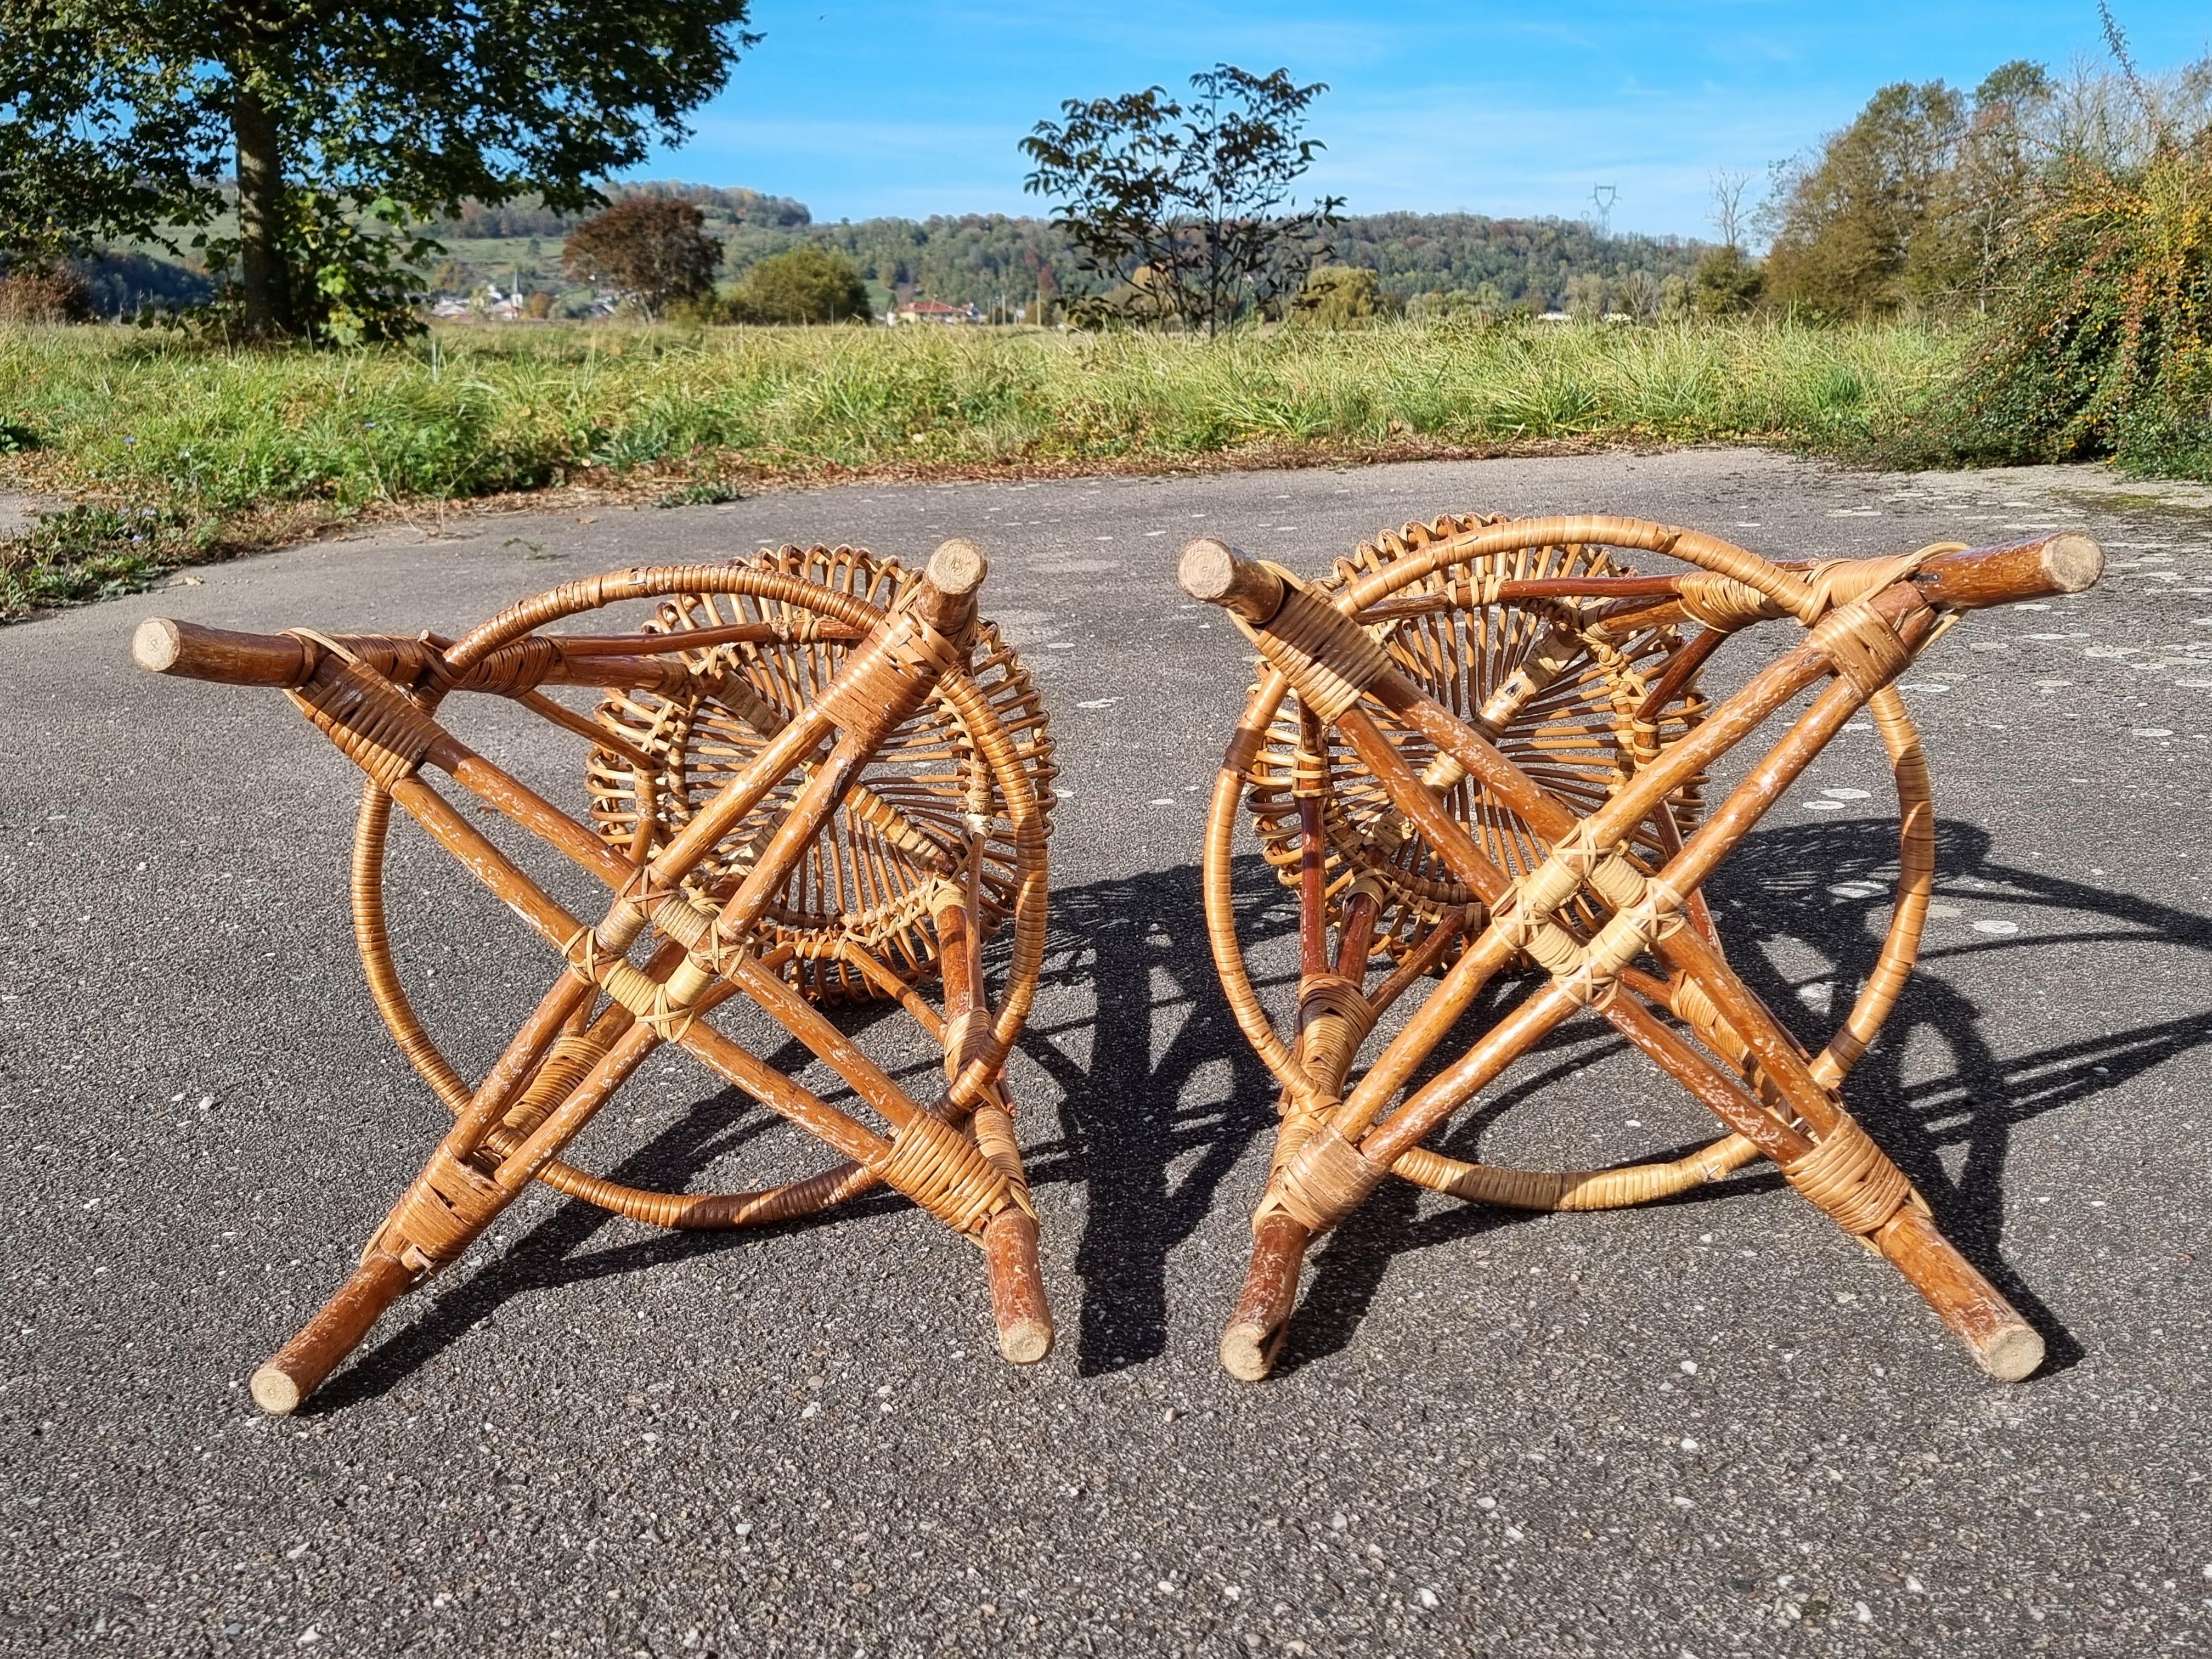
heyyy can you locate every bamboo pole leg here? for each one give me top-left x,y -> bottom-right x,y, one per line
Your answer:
249,1250 -> 416,1415
981,1208 -> 1053,1364
1871,1206 -> 2045,1381
1221,1213 -> 1312,1381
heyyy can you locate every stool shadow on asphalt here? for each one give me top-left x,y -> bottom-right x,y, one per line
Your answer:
317,859 -> 1296,1407
313,825 -> 2209,1407
1274,817 -> 2211,1379
1011,857 -> 1293,1376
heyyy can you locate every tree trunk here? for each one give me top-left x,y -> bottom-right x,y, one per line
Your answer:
232,81 -> 291,338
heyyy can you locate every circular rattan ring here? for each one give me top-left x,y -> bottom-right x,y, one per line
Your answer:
350,544 -> 1056,1230
1216,514 -> 1937,1212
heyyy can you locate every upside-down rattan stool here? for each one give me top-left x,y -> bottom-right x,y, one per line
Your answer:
1180,514 -> 2104,1384
134,540 -> 1058,1413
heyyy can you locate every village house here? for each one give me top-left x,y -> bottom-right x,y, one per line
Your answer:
890,298 -> 983,325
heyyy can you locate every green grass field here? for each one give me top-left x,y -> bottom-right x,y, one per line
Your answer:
0,317 -> 1964,618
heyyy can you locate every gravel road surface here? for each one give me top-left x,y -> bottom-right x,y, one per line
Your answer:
3,449 -> 2209,1656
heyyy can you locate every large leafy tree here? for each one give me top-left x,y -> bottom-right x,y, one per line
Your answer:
1021,65 -> 1342,335
1760,80 -> 1965,319
0,0 -> 755,340
1916,61 -> 2054,311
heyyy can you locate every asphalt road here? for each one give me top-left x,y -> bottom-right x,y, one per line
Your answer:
3,449 -> 2209,1657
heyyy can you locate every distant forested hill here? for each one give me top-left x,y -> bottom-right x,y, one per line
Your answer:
423,184 -> 1707,312
418,181 -> 812,241
69,182 -> 1707,317
1330,212 -> 1702,304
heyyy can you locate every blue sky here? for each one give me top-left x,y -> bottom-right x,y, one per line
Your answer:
634,2 -> 2211,237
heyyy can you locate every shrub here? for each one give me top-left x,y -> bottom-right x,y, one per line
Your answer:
727,246 -> 871,324
1691,246 -> 1764,315
1926,127 -> 2212,476
1291,266 -> 1379,329
0,265 -> 93,323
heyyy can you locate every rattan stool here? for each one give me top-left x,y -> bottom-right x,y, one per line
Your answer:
1180,515 -> 2103,1384
134,540 -> 1057,1413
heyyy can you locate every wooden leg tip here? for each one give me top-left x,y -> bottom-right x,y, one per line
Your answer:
1220,1322 -> 1277,1383
997,1318 -> 1054,1365
1977,1324 -> 2045,1383
249,1365 -> 303,1416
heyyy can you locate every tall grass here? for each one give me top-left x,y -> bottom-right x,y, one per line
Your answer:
1,317 -> 1960,617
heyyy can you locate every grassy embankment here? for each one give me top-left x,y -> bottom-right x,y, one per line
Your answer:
0,317 -> 1962,619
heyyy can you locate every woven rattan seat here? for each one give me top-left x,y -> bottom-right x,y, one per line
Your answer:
1181,514 -> 2104,1384
135,540 -> 1057,1414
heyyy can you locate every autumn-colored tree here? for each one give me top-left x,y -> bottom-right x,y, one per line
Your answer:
561,198 -> 722,318
1913,61 -> 2055,309
0,263 -> 92,323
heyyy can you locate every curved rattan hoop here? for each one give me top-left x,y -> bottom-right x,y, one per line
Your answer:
1333,514 -> 1808,619
1203,514 -> 1938,1213
442,563 -> 888,673
353,546 -> 1054,1230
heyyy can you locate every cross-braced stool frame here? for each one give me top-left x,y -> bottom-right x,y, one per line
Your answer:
1180,515 -> 2104,1384
136,539 -> 1056,1414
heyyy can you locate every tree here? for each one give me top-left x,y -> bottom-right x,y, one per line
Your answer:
1917,61 -> 2054,310
1761,81 -> 1965,318
562,199 -> 722,319
727,246 -> 872,324
1614,268 -> 1661,320
1708,170 -> 1753,251
1020,64 -> 1344,335
1691,245 -> 1764,314
1291,265 -> 1377,328
0,0 -> 754,341
1691,167 -> 1764,315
